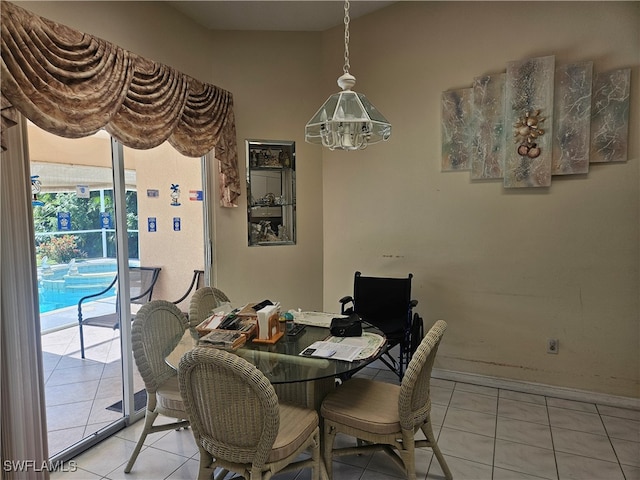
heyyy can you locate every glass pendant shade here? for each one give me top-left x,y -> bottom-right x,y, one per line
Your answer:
305,73 -> 391,150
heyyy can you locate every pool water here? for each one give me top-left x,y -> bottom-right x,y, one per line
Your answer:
37,258 -> 121,314
38,287 -> 115,313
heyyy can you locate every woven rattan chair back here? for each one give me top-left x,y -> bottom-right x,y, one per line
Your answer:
124,300 -> 190,473
320,320 -> 451,480
179,346 -> 321,480
188,286 -> 231,329
398,319 -> 447,431
180,347 -> 279,466
132,300 -> 188,395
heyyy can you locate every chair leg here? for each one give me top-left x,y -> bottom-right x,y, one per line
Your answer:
79,322 -> 85,359
323,423 -> 337,480
124,409 -> 158,473
421,422 -> 452,480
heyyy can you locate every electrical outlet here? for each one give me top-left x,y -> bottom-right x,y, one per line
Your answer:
547,338 -> 559,354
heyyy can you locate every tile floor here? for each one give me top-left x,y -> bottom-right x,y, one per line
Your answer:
43,328 -> 639,480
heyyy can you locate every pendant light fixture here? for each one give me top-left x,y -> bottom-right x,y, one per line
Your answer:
305,0 -> 391,150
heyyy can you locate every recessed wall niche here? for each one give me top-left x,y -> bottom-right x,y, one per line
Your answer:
441,55 -> 631,188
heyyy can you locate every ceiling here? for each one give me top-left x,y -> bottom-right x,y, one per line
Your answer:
167,1 -> 396,32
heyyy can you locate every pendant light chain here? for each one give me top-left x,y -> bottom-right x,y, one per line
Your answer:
343,0 -> 350,75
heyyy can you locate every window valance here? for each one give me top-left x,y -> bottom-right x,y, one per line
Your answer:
1,1 -> 240,206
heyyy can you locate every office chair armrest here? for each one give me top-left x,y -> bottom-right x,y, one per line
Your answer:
409,299 -> 418,308
339,295 -> 354,315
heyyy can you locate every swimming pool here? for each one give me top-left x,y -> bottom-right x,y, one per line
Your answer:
38,258 -> 130,313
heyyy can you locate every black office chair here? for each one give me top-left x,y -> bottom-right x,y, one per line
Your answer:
339,271 -> 423,380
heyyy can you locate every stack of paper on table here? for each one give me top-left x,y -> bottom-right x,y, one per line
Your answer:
323,333 -> 386,360
199,330 -> 246,350
300,341 -> 364,362
292,311 -> 347,328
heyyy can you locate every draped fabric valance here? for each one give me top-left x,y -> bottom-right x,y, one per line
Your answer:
1,1 -> 240,206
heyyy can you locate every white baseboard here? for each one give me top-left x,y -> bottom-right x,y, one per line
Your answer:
432,368 -> 640,411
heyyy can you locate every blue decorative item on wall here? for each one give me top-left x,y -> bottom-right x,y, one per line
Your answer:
170,184 -> 181,206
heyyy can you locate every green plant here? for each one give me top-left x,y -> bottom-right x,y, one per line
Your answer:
37,235 -> 87,264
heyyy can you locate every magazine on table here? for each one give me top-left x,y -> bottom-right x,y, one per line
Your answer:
300,341 -> 363,362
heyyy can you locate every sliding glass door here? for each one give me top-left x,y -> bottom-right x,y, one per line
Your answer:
28,122 -> 206,460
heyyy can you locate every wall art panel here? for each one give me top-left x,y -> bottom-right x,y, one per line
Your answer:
590,68 -> 631,163
504,55 -> 555,188
471,73 -> 506,179
441,88 -> 472,171
552,62 -> 593,175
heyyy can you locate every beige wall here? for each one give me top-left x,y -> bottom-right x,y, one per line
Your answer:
320,2 -> 639,398
123,145 -> 205,309
15,1 -> 639,398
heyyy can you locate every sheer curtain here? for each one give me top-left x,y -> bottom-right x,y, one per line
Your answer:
1,115 -> 50,479
0,1 -> 242,474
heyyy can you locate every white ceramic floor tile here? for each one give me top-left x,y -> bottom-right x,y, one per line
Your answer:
621,464 -> 640,480
551,426 -> 618,462
499,389 -> 547,405
601,414 -> 640,442
46,363 -> 106,387
106,446 -> 191,480
70,435 -> 138,476
365,450 -> 411,478
430,385 -> 454,406
437,427 -> 495,466
494,439 -> 558,480
449,390 -> 498,415
442,406 -> 497,437
498,397 -> 549,425
47,401 -> 93,430
555,451 -> 625,480
37,329 -> 639,480
496,416 -> 553,450
150,428 -> 198,458
49,466 -> 103,479
454,382 -> 499,397
610,436 -> 640,467
597,404 -> 640,421
427,454 -> 492,480
546,397 -> 597,413
547,406 -> 607,435
493,466 -> 551,479
46,380 -> 100,407
165,458 -> 200,479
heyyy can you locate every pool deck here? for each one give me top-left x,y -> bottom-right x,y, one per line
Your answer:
40,297 -> 117,332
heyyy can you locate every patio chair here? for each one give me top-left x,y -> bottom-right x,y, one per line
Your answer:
178,346 -> 321,480
339,271 -> 423,380
321,320 -> 452,480
187,286 -> 231,329
171,269 -> 205,306
125,300 -> 190,473
77,266 -> 161,358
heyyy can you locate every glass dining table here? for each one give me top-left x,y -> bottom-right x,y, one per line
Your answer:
166,321 -> 387,410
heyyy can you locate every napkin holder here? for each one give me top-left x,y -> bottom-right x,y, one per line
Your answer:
253,304 -> 283,344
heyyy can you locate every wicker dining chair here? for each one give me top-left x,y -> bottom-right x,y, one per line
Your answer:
187,286 -> 231,329
178,346 -> 321,480
124,300 -> 190,473
320,320 -> 452,480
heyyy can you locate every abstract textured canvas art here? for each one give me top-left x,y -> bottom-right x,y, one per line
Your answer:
552,62 -> 593,175
504,55 -> 555,188
591,68 -> 631,163
441,55 -> 630,189
441,88 -> 472,171
471,73 -> 506,180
